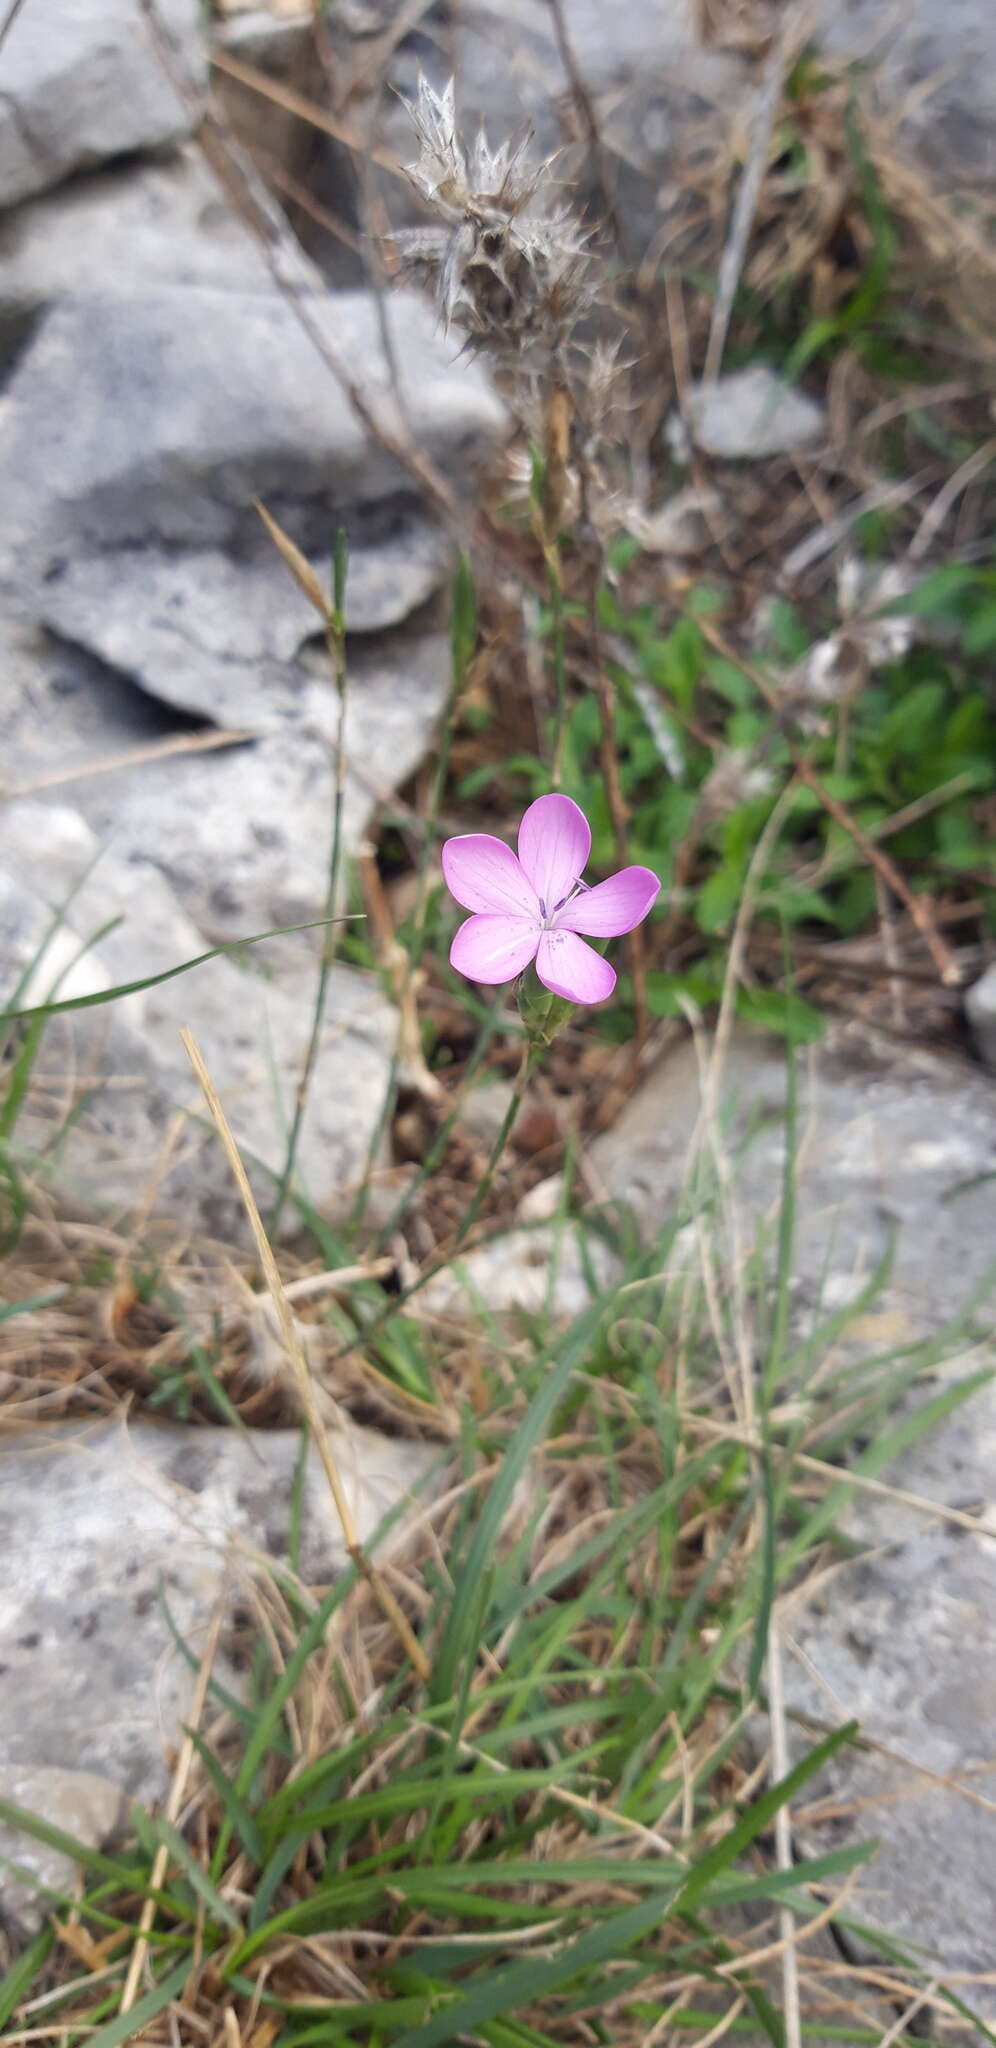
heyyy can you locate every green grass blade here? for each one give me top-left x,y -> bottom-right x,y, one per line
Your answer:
431,1297 -> 613,1704
182,1732 -> 264,1873
150,1815 -> 242,1932
0,1794 -> 190,1913
678,1720 -> 859,1913
0,1285 -> 69,1322
781,1364 -> 995,1573
0,1922 -> 54,2028
3,915 -> 353,1023
76,1956 -> 193,2048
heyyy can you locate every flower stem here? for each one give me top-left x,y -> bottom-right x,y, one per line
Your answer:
449,1040 -> 534,1254
268,529 -> 349,1240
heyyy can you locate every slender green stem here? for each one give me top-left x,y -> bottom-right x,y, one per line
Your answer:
268,531 -> 349,1240
350,557 -> 477,1235
448,1042 -> 533,1255
371,1006 -> 500,1253
411,555 -> 476,946
335,1042 -> 536,1365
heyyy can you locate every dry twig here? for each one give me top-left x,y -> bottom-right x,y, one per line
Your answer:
181,1029 -> 431,1679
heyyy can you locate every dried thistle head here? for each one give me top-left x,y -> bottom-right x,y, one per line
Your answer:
397,75 -> 592,364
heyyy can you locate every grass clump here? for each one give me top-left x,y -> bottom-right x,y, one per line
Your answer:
2,1114 -> 988,2043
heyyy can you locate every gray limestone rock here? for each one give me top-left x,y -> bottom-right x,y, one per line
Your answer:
380,0 -> 702,171
39,522 -> 452,729
421,1224 -> 621,1320
0,148 -> 277,330
55,630 -> 453,938
590,1029 -> 996,1338
0,1416 -> 435,1927
784,1524 -> 996,2015
680,370 -> 827,462
592,1027 -> 996,2002
0,1766 -> 128,1937
0,804 -> 399,1236
817,0 -> 996,180
965,962 -> 996,1072
0,286 -> 505,576
0,0 -> 205,211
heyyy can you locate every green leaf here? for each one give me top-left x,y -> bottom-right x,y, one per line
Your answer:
0,1795 -> 188,1912
706,656 -> 755,709
734,988 -> 825,1044
0,1923 -> 54,2029
962,602 -> 996,656
430,1299 -> 612,1705
904,563 -> 981,617
0,1286 -> 68,1323
676,1718 -> 860,1912
333,525 -> 349,620
79,1958 -> 193,2048
150,1816 -> 242,1931
2,915 -> 354,1024
391,1724 -> 859,2048
645,966 -> 723,1018
696,867 -> 742,935
782,1364 -> 995,1573
182,1731 -> 264,1871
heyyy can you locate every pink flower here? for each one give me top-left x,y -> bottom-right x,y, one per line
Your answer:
442,794 -> 661,1005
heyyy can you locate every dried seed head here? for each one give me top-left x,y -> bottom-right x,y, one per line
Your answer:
398,75 -> 592,364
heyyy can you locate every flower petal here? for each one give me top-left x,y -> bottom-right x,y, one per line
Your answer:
517,795 -> 591,911
536,929 -> 616,1005
442,835 -> 540,917
556,865 -> 661,937
450,914 -> 540,985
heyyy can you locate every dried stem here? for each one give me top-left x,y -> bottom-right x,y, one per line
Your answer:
797,760 -> 962,987
3,726 -> 253,802
268,537 -> 350,1240
703,36 -> 788,383
767,1618 -> 802,2048
119,1600 -> 224,2013
543,0 -> 630,258
0,0 -> 30,53
181,1028 -> 431,1680
577,454 -> 649,1065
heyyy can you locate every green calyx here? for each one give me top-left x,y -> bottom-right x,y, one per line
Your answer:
516,963 -> 573,1049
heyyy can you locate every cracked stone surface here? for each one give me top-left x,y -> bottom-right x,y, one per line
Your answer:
0,147 -> 278,326
0,286 -> 504,575
421,1224 -> 622,1321
39,522 -> 452,730
0,802 -> 400,1237
592,1027 -> 996,2010
0,0 -> 204,210
0,1766 -> 129,1937
0,1416 -> 436,1931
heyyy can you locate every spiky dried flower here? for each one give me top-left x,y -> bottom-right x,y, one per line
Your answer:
398,76 -> 592,364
